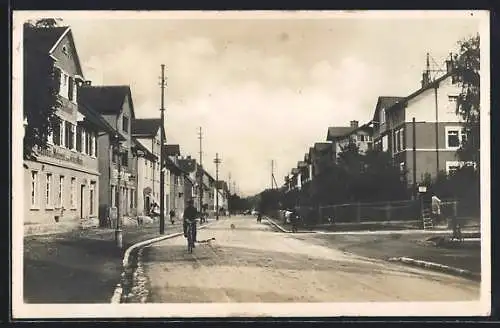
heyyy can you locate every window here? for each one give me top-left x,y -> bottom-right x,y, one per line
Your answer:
64,121 -> 73,148
380,108 -> 386,125
122,151 -> 128,167
360,135 -> 365,142
76,125 -> 82,152
448,95 -> 459,103
31,171 -> 38,207
382,135 -> 388,152
46,173 -> 52,207
122,116 -> 129,133
446,127 -> 464,149
89,182 -> 95,215
130,189 -> 135,208
446,161 -> 462,175
73,80 -> 78,103
94,133 -> 98,156
59,73 -> 69,98
70,178 -> 76,207
90,132 -> 96,157
111,185 -> 116,207
52,119 -> 61,146
395,130 -> 401,152
85,130 -> 91,155
400,127 -> 405,150
58,176 -> 64,208
68,77 -> 74,101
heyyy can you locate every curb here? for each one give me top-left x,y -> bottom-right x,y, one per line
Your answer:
110,220 -> 218,303
264,216 -> 290,233
388,256 -> 481,281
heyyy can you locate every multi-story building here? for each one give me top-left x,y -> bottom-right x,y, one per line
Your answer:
131,118 -> 165,216
132,138 -> 158,217
371,61 -> 468,190
178,156 -> 200,210
164,144 -> 185,218
327,120 -> 374,158
78,85 -> 138,226
23,25 -> 115,233
214,180 -> 229,212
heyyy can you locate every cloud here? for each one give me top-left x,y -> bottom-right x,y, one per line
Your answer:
64,16 -> 479,196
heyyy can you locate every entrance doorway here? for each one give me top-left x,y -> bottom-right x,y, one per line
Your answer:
80,184 -> 85,220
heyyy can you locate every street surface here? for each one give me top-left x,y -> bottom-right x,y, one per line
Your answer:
142,215 -> 479,303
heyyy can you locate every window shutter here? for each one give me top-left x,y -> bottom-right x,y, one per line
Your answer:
54,68 -> 61,94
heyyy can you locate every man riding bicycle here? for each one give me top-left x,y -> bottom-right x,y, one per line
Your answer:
183,199 -> 198,246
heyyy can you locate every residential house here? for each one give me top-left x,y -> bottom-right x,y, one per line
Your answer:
131,138 -> 158,217
327,120 -> 374,158
371,60 -> 467,190
23,25 -> 113,230
177,156 -> 200,210
78,85 -> 139,226
131,118 -> 165,216
164,144 -> 185,219
200,168 -> 216,213
214,180 -> 229,212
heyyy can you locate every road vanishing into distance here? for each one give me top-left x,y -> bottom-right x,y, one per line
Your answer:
141,215 -> 479,303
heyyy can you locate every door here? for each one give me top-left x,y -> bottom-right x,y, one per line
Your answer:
80,185 -> 85,220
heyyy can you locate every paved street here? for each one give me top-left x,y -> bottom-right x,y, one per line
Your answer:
142,215 -> 479,303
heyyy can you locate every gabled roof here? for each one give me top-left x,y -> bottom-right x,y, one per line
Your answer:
178,158 -> 197,173
164,144 -> 180,156
78,85 -> 135,117
24,25 -> 84,78
77,102 -> 126,141
164,157 -> 184,175
132,118 -> 161,137
314,142 -> 332,152
326,127 -> 356,141
24,26 -> 68,54
297,161 -> 307,169
132,138 -> 157,160
371,96 -> 405,122
215,180 -> 228,191
387,73 -> 453,114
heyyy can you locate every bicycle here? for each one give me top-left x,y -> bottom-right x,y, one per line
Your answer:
186,220 -> 196,253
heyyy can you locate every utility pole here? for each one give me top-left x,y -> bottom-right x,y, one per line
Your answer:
214,153 -> 221,220
115,139 -> 123,248
159,64 -> 166,235
198,127 -> 203,213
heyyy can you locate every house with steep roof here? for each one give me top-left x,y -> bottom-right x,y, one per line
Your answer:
78,85 -> 139,226
371,60 -> 468,191
23,25 -> 116,232
178,156 -> 200,211
327,120 -> 374,159
131,118 -> 165,217
214,180 -> 229,212
164,145 -> 186,218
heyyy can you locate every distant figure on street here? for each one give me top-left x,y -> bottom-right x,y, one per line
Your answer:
431,194 -> 442,225
183,199 -> 198,245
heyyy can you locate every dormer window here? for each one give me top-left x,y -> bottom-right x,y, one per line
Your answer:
62,45 -> 68,55
122,116 -> 129,133
380,108 -> 386,125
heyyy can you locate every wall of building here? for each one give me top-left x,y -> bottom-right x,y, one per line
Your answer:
97,133 -> 112,225
24,160 -> 99,226
401,149 -> 462,185
405,76 -> 462,123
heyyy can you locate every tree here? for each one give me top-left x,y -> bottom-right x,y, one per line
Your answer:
23,19 -> 64,160
452,34 -> 480,166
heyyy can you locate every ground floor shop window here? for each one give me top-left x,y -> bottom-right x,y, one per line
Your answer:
46,173 -> 52,207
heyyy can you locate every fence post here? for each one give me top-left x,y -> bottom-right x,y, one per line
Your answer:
356,202 -> 361,223
386,202 -> 391,221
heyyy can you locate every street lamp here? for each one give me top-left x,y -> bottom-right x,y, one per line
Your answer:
113,135 -> 125,249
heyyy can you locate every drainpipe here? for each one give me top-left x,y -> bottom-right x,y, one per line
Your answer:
434,86 -> 440,177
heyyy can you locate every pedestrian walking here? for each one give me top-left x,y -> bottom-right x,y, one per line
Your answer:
169,209 -> 176,224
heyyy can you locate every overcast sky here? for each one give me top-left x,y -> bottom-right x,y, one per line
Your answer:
20,11 -> 480,196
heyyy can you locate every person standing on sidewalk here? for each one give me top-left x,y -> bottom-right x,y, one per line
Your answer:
431,193 -> 442,225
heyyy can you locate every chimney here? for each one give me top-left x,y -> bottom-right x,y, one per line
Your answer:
446,52 -> 454,74
350,120 -> 359,128
421,72 -> 430,88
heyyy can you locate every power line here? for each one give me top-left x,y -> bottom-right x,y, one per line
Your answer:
159,64 -> 166,235
197,127 -> 203,212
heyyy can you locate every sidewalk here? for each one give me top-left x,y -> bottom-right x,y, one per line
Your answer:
266,216 -> 481,279
23,220 -> 186,303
